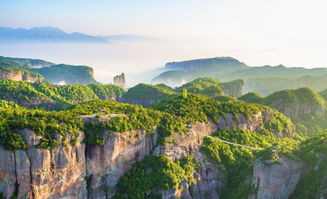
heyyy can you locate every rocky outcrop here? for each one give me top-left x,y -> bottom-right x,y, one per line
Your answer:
0,71 -> 44,82
155,122 -> 224,199
113,73 -> 125,88
0,129 -> 87,199
218,112 -> 263,131
86,129 -> 157,198
249,158 -> 303,199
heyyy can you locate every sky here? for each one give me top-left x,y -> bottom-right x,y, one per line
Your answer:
1,0 -> 327,84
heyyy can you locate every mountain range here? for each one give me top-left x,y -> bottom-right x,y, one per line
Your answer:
0,26 -> 151,43
152,57 -> 327,95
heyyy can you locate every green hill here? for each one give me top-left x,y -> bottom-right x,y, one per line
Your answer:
238,92 -> 264,104
120,78 -> 245,107
240,88 -> 327,135
0,80 -> 124,109
175,77 -> 244,98
119,83 -> 176,107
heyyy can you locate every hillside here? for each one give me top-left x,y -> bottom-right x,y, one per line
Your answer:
119,78 -> 244,107
240,87 -> 327,135
0,56 -> 98,84
175,77 -> 244,98
152,57 -> 327,95
0,80 -> 124,109
238,92 -> 264,104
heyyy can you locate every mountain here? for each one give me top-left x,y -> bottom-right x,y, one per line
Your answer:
153,57 -> 248,86
31,64 -> 97,85
153,57 -> 327,95
0,26 -> 108,43
0,56 -> 98,84
239,87 -> 327,135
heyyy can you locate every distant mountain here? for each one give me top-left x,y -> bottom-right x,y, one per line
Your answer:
152,57 -> 327,95
0,56 -> 98,84
0,26 -> 108,43
0,56 -> 54,68
153,57 -> 248,86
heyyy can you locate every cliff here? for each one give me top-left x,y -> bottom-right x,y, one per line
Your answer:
0,96 -> 321,199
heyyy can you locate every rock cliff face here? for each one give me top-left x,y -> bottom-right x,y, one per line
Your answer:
249,158 -> 303,199
0,71 -> 44,82
153,122 -> 223,199
113,73 -> 126,88
0,128 -> 157,199
86,129 -> 157,198
0,129 -> 86,199
0,111 -> 301,199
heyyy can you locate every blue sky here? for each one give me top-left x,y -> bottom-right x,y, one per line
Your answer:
1,0 -> 327,84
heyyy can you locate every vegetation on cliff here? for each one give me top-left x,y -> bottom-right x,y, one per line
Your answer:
152,94 -> 295,137
202,129 -> 299,199
0,100 -> 185,149
290,131 -> 327,199
114,155 -> 198,199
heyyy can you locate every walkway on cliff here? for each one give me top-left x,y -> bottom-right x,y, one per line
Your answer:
200,133 -> 264,150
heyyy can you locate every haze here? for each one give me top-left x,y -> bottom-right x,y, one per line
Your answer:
1,0 -> 327,86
